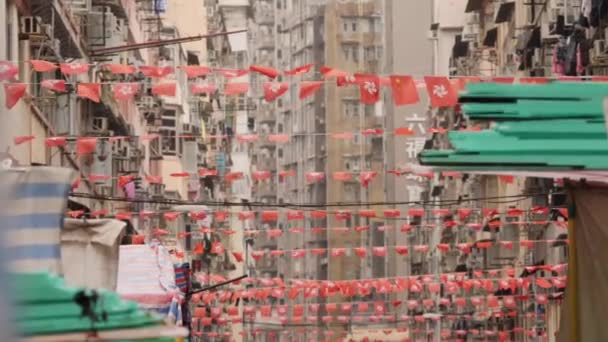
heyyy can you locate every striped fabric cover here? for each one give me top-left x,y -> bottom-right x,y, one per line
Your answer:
0,167 -> 74,274
174,263 -> 189,293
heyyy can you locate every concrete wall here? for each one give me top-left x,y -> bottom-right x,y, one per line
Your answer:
164,0 -> 208,60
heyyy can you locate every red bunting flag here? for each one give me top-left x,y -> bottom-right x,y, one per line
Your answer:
320,66 -> 348,78
232,252 -> 243,262
225,82 -> 249,95
252,171 -> 272,180
77,83 -> 101,103
285,64 -> 314,75
374,302 -> 386,315
30,60 -> 57,73
163,211 -> 180,221
261,211 -> 279,222
45,137 -> 67,147
41,79 -> 67,92
179,65 -> 211,78
146,175 -> 163,184
250,65 -> 280,79
394,127 -> 414,136
152,83 -> 176,97
0,61 -> 18,81
424,76 -> 457,108
354,247 -> 366,258
299,81 -> 323,99
264,82 -> 288,102
140,65 -> 173,78
76,137 -> 97,156
333,172 -> 352,181
360,171 -> 377,187
356,74 -> 380,104
310,210 -> 327,218
395,246 -> 409,255
4,83 -> 27,109
267,134 -> 289,143
287,211 -> 304,221
390,75 -> 419,106
215,68 -> 248,78
118,175 -> 135,188
306,172 -> 325,183
105,64 -> 136,74
60,62 -> 89,75
372,247 -> 387,257
170,172 -> 190,177
14,136 -> 34,145
279,169 -> 296,178
190,82 -> 217,95
113,83 -> 140,100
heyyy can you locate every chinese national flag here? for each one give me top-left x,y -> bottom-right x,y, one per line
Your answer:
140,65 -> 173,78
264,82 -> 288,102
77,83 -> 101,103
179,65 -> 211,78
225,82 -> 249,95
113,83 -> 140,100
30,60 -> 58,73
299,81 -> 323,99
41,80 -> 67,92
424,76 -> 457,108
152,83 -> 176,97
4,83 -> 27,109
250,65 -> 280,79
76,137 -> 97,156
105,64 -> 136,74
389,75 -> 419,106
60,62 -> 89,75
356,74 -> 380,104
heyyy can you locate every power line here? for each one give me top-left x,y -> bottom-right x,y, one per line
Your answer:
69,192 -> 555,208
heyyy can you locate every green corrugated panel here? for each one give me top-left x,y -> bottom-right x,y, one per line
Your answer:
462,99 -> 602,120
418,82 -> 608,170
462,82 -> 608,100
12,273 -> 164,336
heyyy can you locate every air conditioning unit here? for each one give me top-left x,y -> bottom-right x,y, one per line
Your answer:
182,123 -> 193,134
594,39 -> 606,58
112,138 -> 130,158
91,117 -> 109,133
208,50 -> 218,61
20,16 -> 42,35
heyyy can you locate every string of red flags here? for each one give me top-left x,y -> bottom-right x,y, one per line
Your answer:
193,325 -> 552,340
3,59 -> 608,109
66,202 -> 567,223
193,263 -> 568,290
192,293 -> 562,321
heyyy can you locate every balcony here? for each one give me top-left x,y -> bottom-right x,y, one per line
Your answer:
30,0 -> 88,58
256,156 -> 277,171
338,32 -> 382,45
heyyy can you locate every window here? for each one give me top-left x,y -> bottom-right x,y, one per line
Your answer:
343,19 -> 349,32
277,49 -> 282,59
343,99 -> 359,117
352,21 -> 357,32
278,149 -> 283,158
